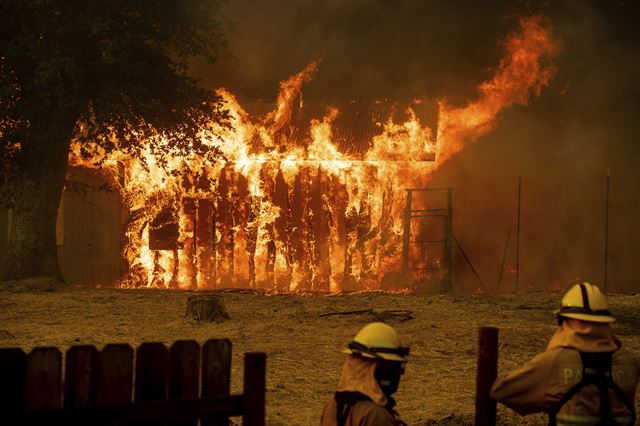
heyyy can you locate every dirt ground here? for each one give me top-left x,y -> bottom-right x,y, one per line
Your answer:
1,279 -> 639,425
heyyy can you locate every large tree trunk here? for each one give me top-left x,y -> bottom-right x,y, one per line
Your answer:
1,112 -> 75,282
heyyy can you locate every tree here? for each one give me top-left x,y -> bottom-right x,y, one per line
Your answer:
0,1 -> 230,282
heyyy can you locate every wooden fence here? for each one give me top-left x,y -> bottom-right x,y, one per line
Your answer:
475,327 -> 499,426
0,338 -> 265,425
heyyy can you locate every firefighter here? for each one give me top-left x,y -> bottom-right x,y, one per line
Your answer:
491,281 -> 639,425
321,322 -> 409,426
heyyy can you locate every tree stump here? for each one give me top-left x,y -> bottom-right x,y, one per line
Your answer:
185,294 -> 230,322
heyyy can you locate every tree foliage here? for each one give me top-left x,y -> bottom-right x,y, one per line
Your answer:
1,0 -> 231,205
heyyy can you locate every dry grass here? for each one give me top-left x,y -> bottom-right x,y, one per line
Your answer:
1,281 -> 639,425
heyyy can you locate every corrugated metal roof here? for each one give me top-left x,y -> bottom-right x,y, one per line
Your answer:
239,100 -> 435,159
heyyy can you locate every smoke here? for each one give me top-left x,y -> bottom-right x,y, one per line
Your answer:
194,0 -> 518,101
192,0 -> 640,293
430,1 -> 640,293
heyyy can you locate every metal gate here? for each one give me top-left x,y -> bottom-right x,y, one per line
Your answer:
401,188 -> 453,291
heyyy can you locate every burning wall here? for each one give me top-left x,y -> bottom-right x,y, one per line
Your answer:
68,15 -> 558,291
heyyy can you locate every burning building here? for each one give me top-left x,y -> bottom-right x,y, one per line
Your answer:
0,15 -> 558,292
67,77 -> 444,292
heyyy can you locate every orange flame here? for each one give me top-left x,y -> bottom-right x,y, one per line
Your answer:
436,15 -> 559,165
266,61 -> 318,140
68,15 -> 558,291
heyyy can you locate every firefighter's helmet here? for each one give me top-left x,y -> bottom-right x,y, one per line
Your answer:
555,282 -> 615,323
342,322 -> 409,362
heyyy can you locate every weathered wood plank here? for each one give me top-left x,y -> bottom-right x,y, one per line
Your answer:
201,339 -> 231,426
168,340 -> 200,426
96,343 -> 133,407
201,339 -> 231,397
25,347 -> 62,411
168,340 -> 200,400
242,352 -> 266,426
136,342 -> 168,402
136,342 -> 169,426
0,348 -> 26,413
64,345 -> 98,409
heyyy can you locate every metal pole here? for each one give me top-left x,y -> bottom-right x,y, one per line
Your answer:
497,228 -> 511,293
453,234 -> 487,292
192,200 -> 199,290
515,176 -> 521,292
445,189 -> 453,291
604,167 -> 610,292
475,327 -> 498,426
401,190 -> 413,275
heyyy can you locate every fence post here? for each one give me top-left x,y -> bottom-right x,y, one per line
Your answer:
64,345 -> 98,409
0,348 -> 26,414
475,327 -> 498,426
135,342 -> 169,403
25,347 -> 62,411
96,344 -> 134,407
242,352 -> 266,426
132,342 -> 168,426
202,339 -> 231,426
169,340 -> 200,426
401,189 -> 413,275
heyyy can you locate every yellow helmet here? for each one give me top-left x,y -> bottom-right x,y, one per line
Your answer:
342,322 -> 409,362
555,282 -> 615,323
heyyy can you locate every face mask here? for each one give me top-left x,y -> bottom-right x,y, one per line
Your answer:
375,360 -> 405,396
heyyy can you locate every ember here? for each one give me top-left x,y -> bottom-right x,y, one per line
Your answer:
69,16 -> 558,291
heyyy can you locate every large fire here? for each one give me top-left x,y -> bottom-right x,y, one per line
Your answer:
69,16 -> 558,291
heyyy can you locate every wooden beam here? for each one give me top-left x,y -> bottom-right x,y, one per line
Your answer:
243,352 -> 266,426
475,327 -> 498,426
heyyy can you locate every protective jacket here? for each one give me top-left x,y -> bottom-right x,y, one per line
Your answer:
491,320 -> 639,425
321,355 -> 406,426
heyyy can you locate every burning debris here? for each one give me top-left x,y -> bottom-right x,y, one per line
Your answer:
69,16 -> 558,292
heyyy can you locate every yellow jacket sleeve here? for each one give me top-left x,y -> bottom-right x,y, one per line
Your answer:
490,350 -> 561,415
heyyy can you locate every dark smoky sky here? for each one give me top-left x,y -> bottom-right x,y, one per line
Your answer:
196,0 -> 521,102
193,0 -> 640,293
